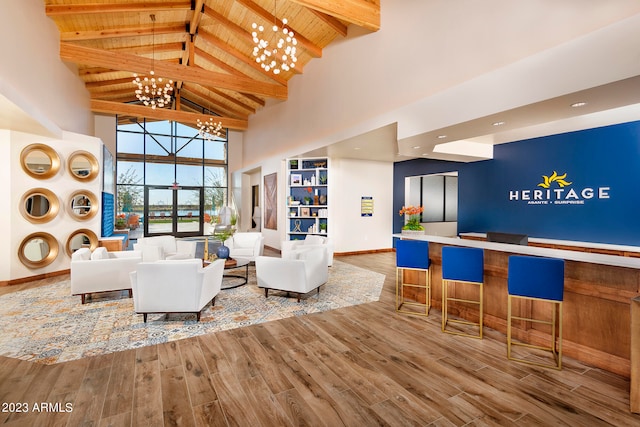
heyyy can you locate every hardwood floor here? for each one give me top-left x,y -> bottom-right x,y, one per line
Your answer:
1,250 -> 639,426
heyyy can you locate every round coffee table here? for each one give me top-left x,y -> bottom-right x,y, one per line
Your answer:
221,258 -> 250,289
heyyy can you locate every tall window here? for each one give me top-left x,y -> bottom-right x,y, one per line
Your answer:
115,117 -> 228,223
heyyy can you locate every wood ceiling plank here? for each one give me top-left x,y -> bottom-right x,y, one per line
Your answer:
289,0 -> 380,31
46,2 -> 191,16
184,82 -> 256,115
60,42 -> 288,99
60,24 -> 186,42
306,9 -> 348,37
91,100 -> 248,131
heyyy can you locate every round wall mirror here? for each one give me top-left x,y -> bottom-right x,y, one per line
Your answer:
65,229 -> 98,257
19,188 -> 60,224
68,151 -> 99,182
20,144 -> 61,179
18,232 -> 59,269
68,190 -> 99,221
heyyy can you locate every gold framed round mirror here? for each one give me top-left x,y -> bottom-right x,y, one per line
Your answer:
68,190 -> 99,221
18,232 -> 59,269
68,150 -> 99,182
65,229 -> 98,257
19,188 -> 60,224
20,144 -> 61,179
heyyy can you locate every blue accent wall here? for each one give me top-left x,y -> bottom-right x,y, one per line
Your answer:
101,192 -> 115,237
394,120 -> 640,246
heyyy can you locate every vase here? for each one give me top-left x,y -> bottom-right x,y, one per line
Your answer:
401,229 -> 425,237
216,244 -> 230,259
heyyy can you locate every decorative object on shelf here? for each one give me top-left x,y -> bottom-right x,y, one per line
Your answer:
399,205 -> 425,233
197,116 -> 223,141
251,1 -> 298,75
132,14 -> 173,109
290,174 -> 302,185
319,174 -> 327,185
319,194 -> 327,205
319,222 -> 327,233
293,219 -> 302,232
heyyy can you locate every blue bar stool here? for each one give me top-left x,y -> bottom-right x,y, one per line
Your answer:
441,246 -> 484,339
507,255 -> 565,370
396,239 -> 431,316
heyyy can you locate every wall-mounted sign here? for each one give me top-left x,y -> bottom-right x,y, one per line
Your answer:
361,196 -> 373,216
508,171 -> 610,206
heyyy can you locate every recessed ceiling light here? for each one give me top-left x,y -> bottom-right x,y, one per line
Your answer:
571,102 -> 587,108
437,135 -> 447,139
413,146 -> 421,149
422,153 -> 429,156
493,121 -> 505,126
353,147 -> 361,150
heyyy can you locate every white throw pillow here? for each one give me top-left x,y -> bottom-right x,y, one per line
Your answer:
91,247 -> 110,260
72,248 -> 91,261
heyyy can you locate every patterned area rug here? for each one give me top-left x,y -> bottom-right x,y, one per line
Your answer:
0,260 -> 384,365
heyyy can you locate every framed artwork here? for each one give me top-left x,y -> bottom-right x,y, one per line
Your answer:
290,173 -> 302,186
301,207 -> 310,217
264,172 -> 277,230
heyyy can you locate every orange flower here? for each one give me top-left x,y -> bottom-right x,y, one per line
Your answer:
398,205 -> 423,216
307,187 -> 313,193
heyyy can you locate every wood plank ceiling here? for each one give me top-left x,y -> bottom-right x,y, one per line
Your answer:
44,0 -> 380,132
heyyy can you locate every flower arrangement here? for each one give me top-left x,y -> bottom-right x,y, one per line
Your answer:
114,213 -> 126,229
399,205 -> 424,231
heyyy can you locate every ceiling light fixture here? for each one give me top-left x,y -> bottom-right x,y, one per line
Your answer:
251,1 -> 298,74
493,121 -> 505,126
437,135 -> 447,139
197,117 -> 223,141
571,102 -> 587,108
132,14 -> 173,109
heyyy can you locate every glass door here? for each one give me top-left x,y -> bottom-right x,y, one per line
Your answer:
145,186 -> 204,237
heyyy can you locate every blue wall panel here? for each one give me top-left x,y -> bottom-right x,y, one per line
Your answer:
394,120 -> 640,246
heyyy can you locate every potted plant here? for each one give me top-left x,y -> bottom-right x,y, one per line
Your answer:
319,222 -> 327,233
214,227 -> 235,259
399,205 -> 425,235
114,213 -> 127,230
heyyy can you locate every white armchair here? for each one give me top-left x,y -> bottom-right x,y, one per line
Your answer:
130,258 -> 225,322
255,247 -> 328,302
133,235 -> 197,262
71,247 -> 142,304
281,235 -> 334,266
224,232 -> 264,262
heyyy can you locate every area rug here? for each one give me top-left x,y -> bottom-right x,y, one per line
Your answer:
0,260 -> 384,365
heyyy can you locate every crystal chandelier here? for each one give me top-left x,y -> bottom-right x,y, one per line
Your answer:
197,117 -> 223,141
132,14 -> 173,109
251,2 -> 298,74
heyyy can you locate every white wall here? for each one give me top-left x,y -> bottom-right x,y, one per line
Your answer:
330,159 -> 393,252
0,0 -> 93,136
6,131 -> 103,281
242,1 -> 640,168
0,131 -> 11,280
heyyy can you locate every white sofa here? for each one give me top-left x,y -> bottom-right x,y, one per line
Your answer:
130,258 -> 225,322
133,235 -> 197,262
255,247 -> 328,302
224,232 -> 264,262
70,247 -> 142,304
281,235 -> 334,266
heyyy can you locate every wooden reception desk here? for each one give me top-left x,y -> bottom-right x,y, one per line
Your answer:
393,233 -> 640,385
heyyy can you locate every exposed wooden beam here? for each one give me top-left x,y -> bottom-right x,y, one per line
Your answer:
60,24 -> 186,42
307,9 -> 348,37
60,43 -> 287,99
183,82 -> 255,115
91,100 -> 248,131
235,0 -> 323,58
288,0 -> 380,31
46,1 -> 191,16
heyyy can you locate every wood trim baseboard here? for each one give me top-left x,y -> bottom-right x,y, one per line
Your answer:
335,248 -> 394,256
0,269 -> 70,287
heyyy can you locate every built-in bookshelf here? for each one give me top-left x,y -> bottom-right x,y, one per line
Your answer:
286,157 -> 329,240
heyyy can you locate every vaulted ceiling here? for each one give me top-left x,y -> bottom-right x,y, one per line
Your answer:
44,0 -> 380,133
